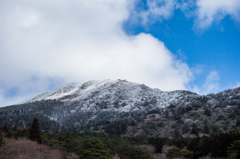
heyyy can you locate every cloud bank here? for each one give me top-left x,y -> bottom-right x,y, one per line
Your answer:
134,0 -> 240,30
0,0 -> 193,106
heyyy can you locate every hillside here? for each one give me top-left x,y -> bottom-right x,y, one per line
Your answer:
0,79 -> 240,138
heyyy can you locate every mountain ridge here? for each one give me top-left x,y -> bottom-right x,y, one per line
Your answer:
1,79 -> 240,138
17,79 -> 198,111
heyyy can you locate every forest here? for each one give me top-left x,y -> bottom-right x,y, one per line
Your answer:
1,118 -> 240,159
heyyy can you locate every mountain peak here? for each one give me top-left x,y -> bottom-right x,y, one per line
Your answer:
17,79 -> 141,104
17,79 -> 196,114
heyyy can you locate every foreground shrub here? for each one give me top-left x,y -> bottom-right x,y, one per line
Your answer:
166,147 -> 193,159
181,149 -> 193,159
166,147 -> 182,159
115,144 -> 154,159
79,138 -> 111,159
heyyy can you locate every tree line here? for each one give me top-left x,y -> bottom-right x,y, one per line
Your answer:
1,117 -> 240,159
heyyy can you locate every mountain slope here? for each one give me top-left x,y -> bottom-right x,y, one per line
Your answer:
18,79 -> 197,111
0,79 -> 240,138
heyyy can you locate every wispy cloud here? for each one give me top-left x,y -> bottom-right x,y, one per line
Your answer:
234,82 -> 240,88
141,0 -> 176,24
191,71 -> 220,94
203,71 -> 220,93
191,64 -> 204,75
194,0 -> 240,30
131,0 -> 187,24
176,49 -> 188,62
131,0 -> 240,30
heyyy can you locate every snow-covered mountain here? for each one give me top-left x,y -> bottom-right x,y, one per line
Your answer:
0,79 -> 240,137
18,82 -> 82,104
18,79 -> 199,112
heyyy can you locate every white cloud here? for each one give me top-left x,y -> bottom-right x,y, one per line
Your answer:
0,94 -> 30,107
0,0 -> 192,106
142,0 -> 175,23
131,0 -> 240,30
191,64 -> 203,75
132,0 -> 184,24
195,0 -> 240,29
234,82 -> 240,88
192,71 -> 220,94
176,49 -> 187,61
130,0 -> 196,25
203,71 -> 220,92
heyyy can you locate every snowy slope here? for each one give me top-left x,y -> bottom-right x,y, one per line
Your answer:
18,79 -> 199,112
18,82 -> 82,104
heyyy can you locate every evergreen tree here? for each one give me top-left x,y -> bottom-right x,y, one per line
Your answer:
115,144 -> 154,159
148,137 -> 163,153
172,138 -> 186,149
166,147 -> 182,159
3,124 -> 7,133
190,123 -> 199,136
79,138 -> 111,159
182,123 -> 190,134
236,118 -> 240,127
204,108 -> 211,116
29,117 -> 42,143
181,149 -> 193,159
187,137 -> 200,152
203,120 -> 210,134
195,136 -> 211,157
173,128 -> 182,139
0,131 -> 4,147
127,147 -> 154,159
227,140 -> 240,159
210,132 -> 234,158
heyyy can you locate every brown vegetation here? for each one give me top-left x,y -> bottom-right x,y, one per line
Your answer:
65,152 -> 79,159
0,138 -> 63,159
112,154 -> 120,159
138,144 -> 155,153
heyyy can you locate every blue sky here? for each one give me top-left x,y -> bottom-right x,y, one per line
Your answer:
124,7 -> 240,92
0,0 -> 240,106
